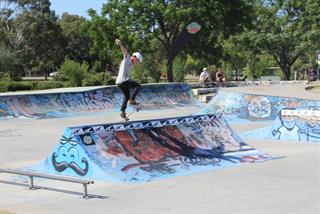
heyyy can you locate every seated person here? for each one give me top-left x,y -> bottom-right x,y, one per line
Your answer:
199,67 -> 213,87
215,67 -> 226,86
307,68 -> 317,82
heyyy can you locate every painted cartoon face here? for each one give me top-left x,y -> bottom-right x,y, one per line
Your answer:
247,96 -> 272,118
306,116 -> 320,138
281,115 -> 296,130
51,135 -> 89,176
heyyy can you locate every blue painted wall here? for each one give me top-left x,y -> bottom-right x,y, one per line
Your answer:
0,83 -> 202,119
240,108 -> 320,143
201,90 -> 320,122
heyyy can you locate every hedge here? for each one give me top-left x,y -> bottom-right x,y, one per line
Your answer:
0,81 -> 64,92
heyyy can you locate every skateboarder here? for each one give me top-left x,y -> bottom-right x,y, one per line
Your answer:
115,38 -> 143,119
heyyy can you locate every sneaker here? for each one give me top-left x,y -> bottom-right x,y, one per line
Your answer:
120,111 -> 126,118
128,99 -> 139,105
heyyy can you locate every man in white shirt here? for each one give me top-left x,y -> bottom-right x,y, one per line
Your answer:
199,67 -> 212,86
115,38 -> 143,119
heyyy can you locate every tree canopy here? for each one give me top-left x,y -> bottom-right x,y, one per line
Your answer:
239,0 -> 320,80
91,0 -> 254,82
0,0 -> 66,79
0,0 -> 319,83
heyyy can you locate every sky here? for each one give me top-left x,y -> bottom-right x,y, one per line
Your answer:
50,0 -> 106,18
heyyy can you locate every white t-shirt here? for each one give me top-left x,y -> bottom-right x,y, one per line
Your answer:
199,71 -> 211,82
116,54 -> 132,84
278,126 -> 300,141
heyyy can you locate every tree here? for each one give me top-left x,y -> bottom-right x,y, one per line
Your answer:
222,36 -> 248,80
89,0 -> 254,82
0,0 -> 27,79
0,0 -> 66,78
0,42 -> 21,79
81,9 -> 118,73
242,0 -> 320,80
20,0 -> 66,78
223,35 -> 280,80
131,38 -> 165,83
59,13 -> 92,64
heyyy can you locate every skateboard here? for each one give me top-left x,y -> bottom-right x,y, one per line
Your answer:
122,104 -> 142,122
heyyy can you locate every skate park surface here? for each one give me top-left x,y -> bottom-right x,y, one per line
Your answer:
1,82 -> 319,214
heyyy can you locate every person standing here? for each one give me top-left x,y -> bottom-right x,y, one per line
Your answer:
294,70 -> 298,81
115,38 -> 143,119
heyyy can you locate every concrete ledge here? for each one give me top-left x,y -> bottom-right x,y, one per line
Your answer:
260,76 -> 281,81
198,94 -> 214,103
192,88 -> 217,95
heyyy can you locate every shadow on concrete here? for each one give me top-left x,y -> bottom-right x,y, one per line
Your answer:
0,179 -> 108,200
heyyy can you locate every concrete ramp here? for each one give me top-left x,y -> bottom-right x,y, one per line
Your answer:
240,108 -> 320,143
0,83 -> 202,119
34,114 -> 273,182
201,90 -> 320,122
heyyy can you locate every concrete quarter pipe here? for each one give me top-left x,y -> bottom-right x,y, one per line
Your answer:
0,83 -> 202,119
202,90 -> 320,122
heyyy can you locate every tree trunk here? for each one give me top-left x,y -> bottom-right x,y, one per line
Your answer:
274,54 -> 291,81
281,65 -> 291,80
166,61 -> 174,82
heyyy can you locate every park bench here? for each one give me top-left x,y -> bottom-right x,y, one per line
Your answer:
0,168 -> 94,198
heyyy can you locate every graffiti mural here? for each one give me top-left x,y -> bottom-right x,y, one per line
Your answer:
246,96 -> 272,118
0,87 -> 121,119
271,108 -> 320,142
240,108 -> 320,143
36,114 -> 273,182
0,83 -> 202,119
202,91 -> 320,121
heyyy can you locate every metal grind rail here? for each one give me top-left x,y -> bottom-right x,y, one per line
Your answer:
0,168 -> 94,198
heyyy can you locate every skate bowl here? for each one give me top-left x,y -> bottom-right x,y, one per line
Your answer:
240,108 -> 320,143
201,90 -> 320,122
0,83 -> 203,119
33,114 -> 274,183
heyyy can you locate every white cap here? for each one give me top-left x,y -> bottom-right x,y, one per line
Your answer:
203,67 -> 208,71
132,52 -> 143,62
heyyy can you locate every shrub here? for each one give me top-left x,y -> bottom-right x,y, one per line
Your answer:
173,57 -> 187,82
6,82 -> 33,91
82,72 -> 115,86
0,80 -> 65,92
24,81 -> 39,89
35,81 -> 64,90
59,59 -> 89,87
0,72 -> 12,81
131,55 -> 162,83
0,81 -> 9,92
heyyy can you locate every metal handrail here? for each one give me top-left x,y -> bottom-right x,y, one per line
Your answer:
0,168 -> 94,198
